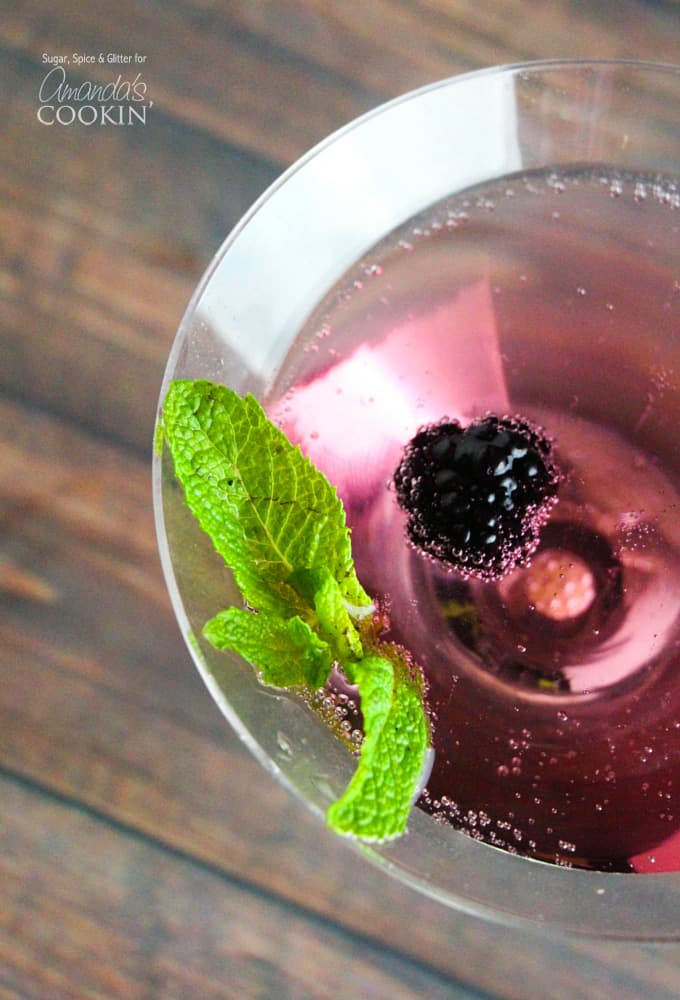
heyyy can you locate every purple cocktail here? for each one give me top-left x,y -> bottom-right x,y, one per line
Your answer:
156,63 -> 680,935
270,166 -> 680,872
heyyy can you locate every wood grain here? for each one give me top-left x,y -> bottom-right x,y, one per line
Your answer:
0,776 -> 487,1000
3,1 -> 680,997
2,2 -> 680,456
4,1 -> 680,165
0,47 -> 278,453
3,394 -> 680,999
1,0 -> 376,165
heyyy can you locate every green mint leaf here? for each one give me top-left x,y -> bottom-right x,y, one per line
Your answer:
162,378 -> 432,843
289,567 -> 365,662
327,645 -> 430,841
162,379 -> 371,620
204,607 -> 332,690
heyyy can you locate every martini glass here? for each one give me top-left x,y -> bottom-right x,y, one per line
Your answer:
153,60 -> 680,937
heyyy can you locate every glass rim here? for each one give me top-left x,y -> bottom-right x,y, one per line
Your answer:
159,57 -> 680,402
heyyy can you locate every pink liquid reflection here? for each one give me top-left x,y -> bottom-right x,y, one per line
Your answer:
272,281 -> 508,500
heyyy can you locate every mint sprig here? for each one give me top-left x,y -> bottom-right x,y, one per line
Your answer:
161,379 -> 430,841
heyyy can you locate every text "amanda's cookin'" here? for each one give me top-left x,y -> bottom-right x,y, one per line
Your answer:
37,65 -> 153,126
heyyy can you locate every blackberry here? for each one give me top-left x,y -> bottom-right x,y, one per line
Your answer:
394,414 -> 559,580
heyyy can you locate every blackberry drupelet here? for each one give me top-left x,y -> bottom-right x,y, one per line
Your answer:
394,415 -> 559,580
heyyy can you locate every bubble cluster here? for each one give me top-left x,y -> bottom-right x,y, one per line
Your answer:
310,685 -> 363,751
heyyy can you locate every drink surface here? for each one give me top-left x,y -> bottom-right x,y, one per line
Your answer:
269,167 -> 680,872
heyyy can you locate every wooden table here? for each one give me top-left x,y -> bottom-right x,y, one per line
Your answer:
2,3 -> 680,997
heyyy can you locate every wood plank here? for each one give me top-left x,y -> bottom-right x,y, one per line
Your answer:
3,393 -> 680,998
0,47 -> 279,454
3,3 -> 680,454
0,775 -> 483,1000
3,0 -> 679,166
1,0 -> 377,167
219,0 -> 680,103
3,3 -> 680,995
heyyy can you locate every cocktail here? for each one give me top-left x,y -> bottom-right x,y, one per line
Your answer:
153,61 -> 680,936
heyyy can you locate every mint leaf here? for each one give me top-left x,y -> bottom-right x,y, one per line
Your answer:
204,607 -> 332,689
162,380 -> 371,619
162,378 -> 431,842
327,646 -> 429,840
289,567 -> 365,662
